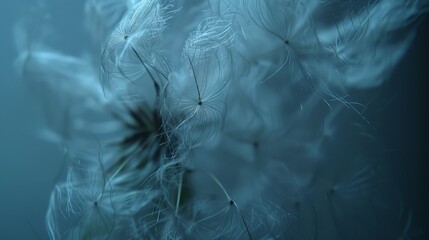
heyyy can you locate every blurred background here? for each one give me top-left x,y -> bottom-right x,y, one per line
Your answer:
0,0 -> 428,239
0,1 -> 87,238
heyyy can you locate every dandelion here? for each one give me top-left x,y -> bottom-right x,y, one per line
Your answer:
13,0 -> 429,239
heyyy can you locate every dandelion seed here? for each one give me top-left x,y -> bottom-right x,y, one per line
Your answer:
318,0 -> 428,88
243,0 -> 320,81
100,0 -> 173,99
162,17 -> 234,147
184,171 -> 254,239
46,152 -> 115,240
84,0 -> 130,44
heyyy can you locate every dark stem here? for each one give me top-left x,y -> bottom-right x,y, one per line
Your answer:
187,57 -> 202,103
131,46 -> 160,97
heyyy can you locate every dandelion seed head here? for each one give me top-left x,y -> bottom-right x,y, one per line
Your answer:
14,0 -> 427,238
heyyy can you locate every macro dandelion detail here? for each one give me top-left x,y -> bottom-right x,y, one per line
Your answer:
13,0 -> 428,239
